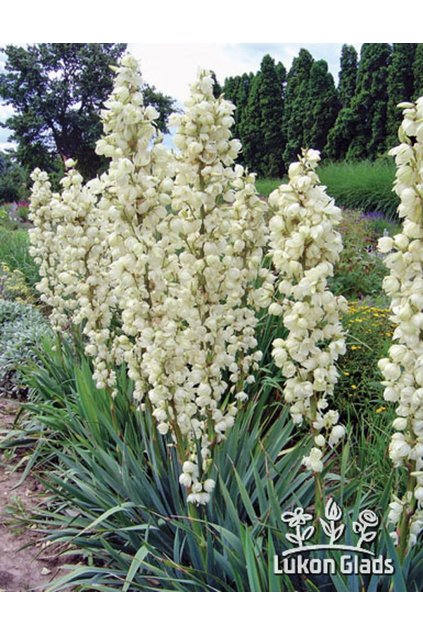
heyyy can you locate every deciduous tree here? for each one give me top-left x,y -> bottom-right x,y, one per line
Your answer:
0,44 -> 176,179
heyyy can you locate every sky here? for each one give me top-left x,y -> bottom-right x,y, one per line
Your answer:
0,43 -> 361,152
127,43 -> 358,102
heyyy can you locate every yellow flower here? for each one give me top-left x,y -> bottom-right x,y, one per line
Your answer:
375,406 -> 386,414
351,384 -> 358,390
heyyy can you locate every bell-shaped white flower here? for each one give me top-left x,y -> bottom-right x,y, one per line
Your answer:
380,96 -> 423,549
268,149 -> 346,473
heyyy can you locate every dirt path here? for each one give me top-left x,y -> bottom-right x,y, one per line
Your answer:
0,398 -> 63,591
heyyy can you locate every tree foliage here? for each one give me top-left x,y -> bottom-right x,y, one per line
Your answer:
325,107 -> 356,161
346,44 -> 392,160
2,43 -> 421,185
325,45 -> 358,160
224,44 -> 422,172
386,44 -> 417,147
0,44 -> 176,180
413,44 -> 423,100
236,56 -> 285,177
240,71 -> 263,174
210,71 -> 222,98
0,151 -> 28,202
282,48 -> 314,165
223,72 -> 255,164
256,55 -> 285,177
338,44 -> 358,108
304,60 -> 340,152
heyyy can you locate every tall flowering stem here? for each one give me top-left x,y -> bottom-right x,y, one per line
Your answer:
267,149 -> 347,515
94,54 -> 175,401
165,71 -> 269,504
378,97 -> 423,558
29,166 -> 82,330
30,156 -> 121,391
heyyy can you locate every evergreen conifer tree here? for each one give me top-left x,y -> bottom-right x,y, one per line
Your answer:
325,45 -> 358,160
346,43 -> 392,160
240,71 -> 263,174
413,44 -> 423,99
257,55 -> 285,177
282,48 -> 314,165
304,60 -> 340,152
338,44 -> 358,108
386,44 -> 417,147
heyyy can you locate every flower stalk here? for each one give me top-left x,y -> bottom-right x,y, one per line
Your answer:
267,149 -> 347,498
378,97 -> 423,555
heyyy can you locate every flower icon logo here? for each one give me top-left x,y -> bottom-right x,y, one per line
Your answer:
281,507 -> 313,527
280,501 -> 380,554
353,509 -> 379,548
319,498 -> 345,545
281,507 -> 315,547
324,498 -> 343,521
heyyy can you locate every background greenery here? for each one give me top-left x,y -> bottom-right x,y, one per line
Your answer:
1,43 -> 422,201
0,43 -> 177,189
224,43 -> 422,177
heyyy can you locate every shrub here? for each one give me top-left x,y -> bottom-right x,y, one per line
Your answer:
267,149 -> 347,505
0,299 -> 50,397
377,98 -> 423,557
17,201 -> 29,221
0,153 -> 28,203
331,212 -> 388,300
0,227 -> 40,290
0,262 -> 35,302
28,55 -> 271,505
0,206 -> 20,231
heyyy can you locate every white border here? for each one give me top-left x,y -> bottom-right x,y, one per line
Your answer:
1,1 -> 422,42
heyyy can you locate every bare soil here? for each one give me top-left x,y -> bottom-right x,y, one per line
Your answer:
0,398 -> 65,591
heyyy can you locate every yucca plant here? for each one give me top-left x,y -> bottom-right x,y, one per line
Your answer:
19,338 -> 311,591
4,332 -> 420,592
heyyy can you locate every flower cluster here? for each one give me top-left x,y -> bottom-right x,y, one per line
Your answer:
161,71 -> 269,503
268,149 -> 347,472
29,56 -> 268,505
29,157 -> 117,390
378,97 -> 423,546
29,169 -> 72,329
93,54 -> 175,396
